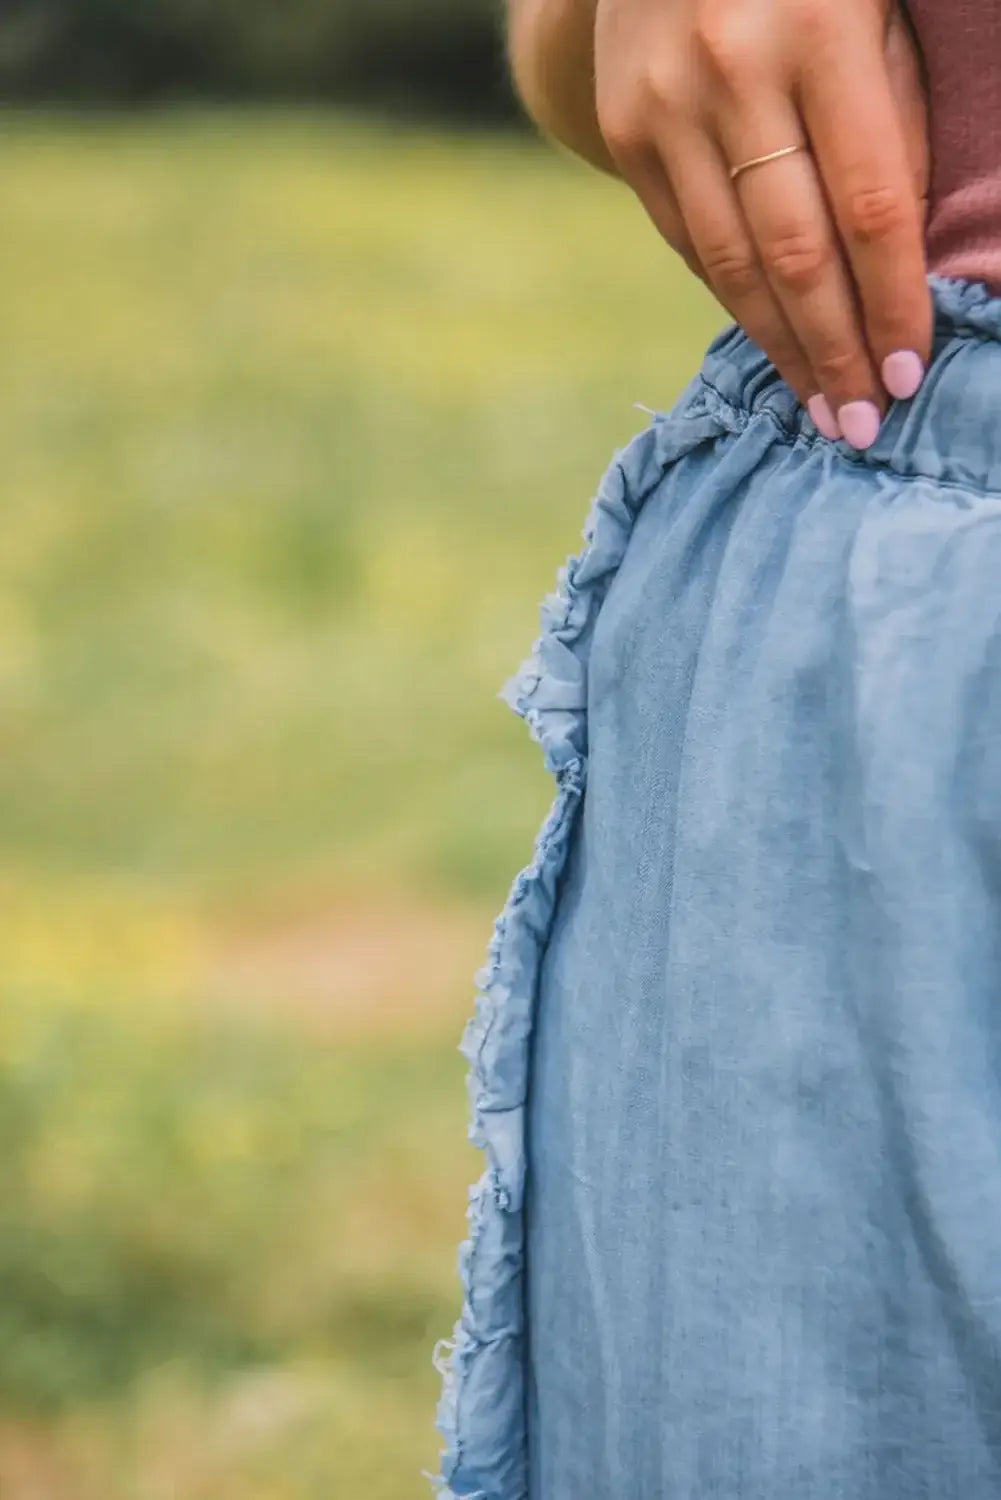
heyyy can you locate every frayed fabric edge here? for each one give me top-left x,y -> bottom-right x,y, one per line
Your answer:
930,273 -> 1001,344
428,399 -> 728,1500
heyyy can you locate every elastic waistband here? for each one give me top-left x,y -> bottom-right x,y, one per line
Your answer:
696,276 -> 1001,495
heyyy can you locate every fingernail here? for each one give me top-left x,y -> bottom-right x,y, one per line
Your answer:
838,400 -> 882,451
881,349 -> 924,401
807,393 -> 841,441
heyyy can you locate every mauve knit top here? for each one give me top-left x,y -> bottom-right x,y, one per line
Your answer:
906,0 -> 1001,289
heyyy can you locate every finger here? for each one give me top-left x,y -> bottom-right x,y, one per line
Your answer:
800,3 -> 933,404
658,143 -> 821,410
885,4 -> 930,214
614,127 -> 841,436
660,128 -> 858,434
722,111 -> 889,447
617,147 -> 705,281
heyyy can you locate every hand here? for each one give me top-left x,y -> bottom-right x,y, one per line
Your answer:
593,0 -> 932,447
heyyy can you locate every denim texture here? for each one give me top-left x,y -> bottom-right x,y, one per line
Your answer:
432,276 -> 1001,1499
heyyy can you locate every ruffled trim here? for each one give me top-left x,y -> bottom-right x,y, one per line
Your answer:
429,396 -> 728,1500
425,267 -> 1001,1500
930,273 -> 1001,343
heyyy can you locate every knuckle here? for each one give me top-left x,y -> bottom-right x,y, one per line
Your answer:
811,345 -> 863,389
696,0 -> 834,79
762,227 -> 828,294
693,0 -> 761,82
596,97 -> 646,165
679,245 -> 705,281
791,0 -> 837,45
643,61 -> 689,115
671,231 -> 700,272
844,184 -> 909,244
700,239 -> 763,300
761,339 -> 809,393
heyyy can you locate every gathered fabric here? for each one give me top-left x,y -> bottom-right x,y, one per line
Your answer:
432,277 -> 1001,1499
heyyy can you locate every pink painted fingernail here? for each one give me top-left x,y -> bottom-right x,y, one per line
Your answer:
881,349 -> 924,401
838,400 -> 882,451
807,393 -> 841,441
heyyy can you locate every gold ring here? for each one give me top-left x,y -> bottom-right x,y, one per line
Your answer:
729,144 -> 807,183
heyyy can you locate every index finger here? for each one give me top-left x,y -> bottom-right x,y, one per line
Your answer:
799,4 -> 933,401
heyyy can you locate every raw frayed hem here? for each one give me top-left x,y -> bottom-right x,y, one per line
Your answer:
428,393 -> 731,1499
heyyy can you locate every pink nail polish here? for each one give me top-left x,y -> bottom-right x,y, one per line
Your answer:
881,350 -> 924,401
838,400 -> 882,451
807,393 -> 841,441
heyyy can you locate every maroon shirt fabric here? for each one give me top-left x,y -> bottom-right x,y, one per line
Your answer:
906,0 -> 1001,289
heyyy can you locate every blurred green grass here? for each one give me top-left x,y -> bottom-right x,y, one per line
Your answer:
0,110 -> 723,1496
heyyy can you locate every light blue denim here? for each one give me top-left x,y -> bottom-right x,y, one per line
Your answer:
432,276 -> 1001,1499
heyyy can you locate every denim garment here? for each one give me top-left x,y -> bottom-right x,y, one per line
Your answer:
432,276 -> 1001,1500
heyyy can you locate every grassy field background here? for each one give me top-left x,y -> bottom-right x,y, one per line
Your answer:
0,111 -> 722,1497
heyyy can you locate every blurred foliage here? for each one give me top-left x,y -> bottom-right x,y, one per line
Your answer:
0,111 -> 721,907
0,977 -> 473,1497
0,0 -> 514,116
0,112 -> 722,1495
0,953 -> 468,1392
0,986 -> 450,1407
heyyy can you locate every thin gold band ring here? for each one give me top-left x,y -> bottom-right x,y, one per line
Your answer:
729,144 -> 808,183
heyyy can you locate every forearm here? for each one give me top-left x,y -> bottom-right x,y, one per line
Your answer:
507,0 -> 616,172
